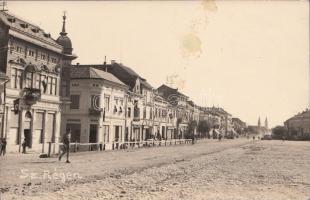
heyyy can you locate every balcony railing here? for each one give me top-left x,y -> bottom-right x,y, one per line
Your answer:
89,108 -> 103,116
23,88 -> 41,105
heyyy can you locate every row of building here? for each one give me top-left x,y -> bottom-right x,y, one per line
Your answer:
284,109 -> 310,140
0,10 -> 247,153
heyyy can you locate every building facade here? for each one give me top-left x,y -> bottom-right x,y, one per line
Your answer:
284,109 -> 310,139
0,11 -> 75,153
61,66 -> 128,150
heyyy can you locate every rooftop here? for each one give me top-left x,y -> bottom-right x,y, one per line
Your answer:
70,66 -> 127,87
0,11 -> 61,48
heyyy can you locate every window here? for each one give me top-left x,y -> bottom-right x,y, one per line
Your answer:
114,98 -> 118,105
120,99 -> 123,106
28,49 -> 35,57
150,108 -> 152,119
47,77 -> 52,94
11,68 -> 22,89
104,96 -> 110,112
127,107 -> 131,118
51,57 -> 57,64
40,53 -> 46,61
40,75 -> 47,93
16,46 -> 23,53
35,74 -> 40,89
52,78 -> 57,95
143,107 -> 146,119
70,95 -> 80,109
25,72 -> 33,88
91,95 -> 100,109
11,68 -> 16,88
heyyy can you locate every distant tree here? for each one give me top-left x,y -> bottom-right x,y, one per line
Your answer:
187,120 -> 198,138
197,120 -> 210,138
272,126 -> 287,139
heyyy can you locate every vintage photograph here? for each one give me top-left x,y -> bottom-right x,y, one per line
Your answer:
0,0 -> 309,199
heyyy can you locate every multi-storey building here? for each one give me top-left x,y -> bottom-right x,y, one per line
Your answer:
61,66 -> 128,150
232,117 -> 247,135
76,62 -> 155,143
157,84 -> 189,139
153,93 -> 170,139
0,11 -> 76,153
284,109 -> 310,139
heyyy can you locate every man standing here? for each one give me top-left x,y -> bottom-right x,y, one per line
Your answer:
22,139 -> 27,154
59,129 -> 71,163
0,138 -> 6,156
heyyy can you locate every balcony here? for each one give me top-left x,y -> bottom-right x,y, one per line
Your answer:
23,88 -> 41,105
89,108 -> 103,116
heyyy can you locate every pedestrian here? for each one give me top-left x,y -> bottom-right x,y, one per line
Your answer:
0,138 -> 7,156
0,139 -> 2,156
59,129 -> 71,163
218,133 -> 222,141
22,139 -> 27,154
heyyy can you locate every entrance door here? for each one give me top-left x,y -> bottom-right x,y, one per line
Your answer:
114,126 -> 120,142
89,124 -> 98,143
24,129 -> 31,148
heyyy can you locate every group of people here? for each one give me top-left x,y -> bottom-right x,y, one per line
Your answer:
0,138 -> 7,156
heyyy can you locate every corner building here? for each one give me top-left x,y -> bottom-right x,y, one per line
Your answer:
0,11 -> 76,153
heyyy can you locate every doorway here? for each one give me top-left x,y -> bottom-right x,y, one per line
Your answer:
24,129 -> 32,148
89,124 -> 98,143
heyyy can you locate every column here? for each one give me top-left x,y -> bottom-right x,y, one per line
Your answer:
42,111 -> 47,153
18,109 -> 26,153
53,111 -> 61,154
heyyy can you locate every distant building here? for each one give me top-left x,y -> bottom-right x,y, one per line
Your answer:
157,84 -> 189,138
284,109 -> 310,139
247,116 -> 269,136
232,117 -> 246,135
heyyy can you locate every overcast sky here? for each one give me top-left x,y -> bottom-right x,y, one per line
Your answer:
8,0 -> 309,127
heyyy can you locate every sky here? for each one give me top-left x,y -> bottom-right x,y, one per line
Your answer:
7,0 -> 309,128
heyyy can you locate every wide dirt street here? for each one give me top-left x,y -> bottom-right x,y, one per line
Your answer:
1,139 -> 310,200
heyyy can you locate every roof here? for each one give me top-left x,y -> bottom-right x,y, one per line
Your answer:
75,62 -> 153,90
157,84 -> 187,97
0,11 -> 61,48
70,66 -> 127,87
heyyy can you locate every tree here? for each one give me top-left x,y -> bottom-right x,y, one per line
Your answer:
187,120 -> 198,138
197,120 -> 210,138
272,126 -> 287,139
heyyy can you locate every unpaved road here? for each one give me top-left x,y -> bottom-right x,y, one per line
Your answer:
1,139 -> 310,200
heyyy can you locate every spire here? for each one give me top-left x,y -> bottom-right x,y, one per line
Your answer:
60,11 -> 67,36
258,116 -> 261,127
265,117 -> 268,129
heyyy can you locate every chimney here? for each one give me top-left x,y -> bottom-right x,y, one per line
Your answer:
103,56 -> 107,65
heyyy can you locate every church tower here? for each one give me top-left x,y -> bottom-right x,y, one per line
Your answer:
258,116 -> 261,128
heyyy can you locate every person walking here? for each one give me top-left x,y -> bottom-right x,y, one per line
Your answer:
59,129 -> 71,163
22,139 -> 27,154
0,138 -> 7,156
